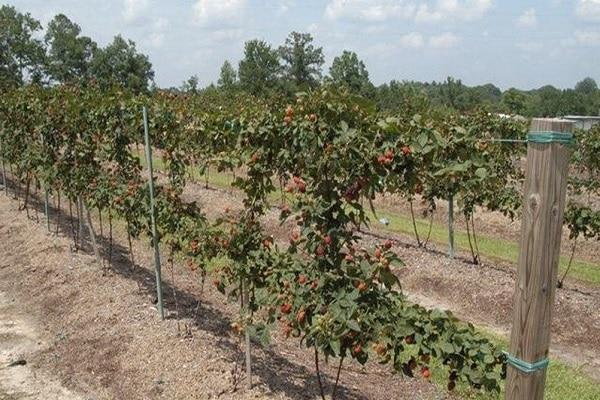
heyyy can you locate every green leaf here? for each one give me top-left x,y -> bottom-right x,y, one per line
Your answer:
347,319 -> 361,332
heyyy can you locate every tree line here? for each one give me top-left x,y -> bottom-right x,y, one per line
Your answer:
2,4 -> 599,117
0,5 -> 153,93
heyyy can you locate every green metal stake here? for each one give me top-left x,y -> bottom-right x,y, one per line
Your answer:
448,193 -> 455,258
143,106 -> 165,320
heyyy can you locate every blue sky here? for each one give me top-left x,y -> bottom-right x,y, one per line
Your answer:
6,0 -> 600,90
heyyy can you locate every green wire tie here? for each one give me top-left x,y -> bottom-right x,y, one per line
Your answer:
502,351 -> 549,374
486,131 -> 576,146
527,131 -> 575,145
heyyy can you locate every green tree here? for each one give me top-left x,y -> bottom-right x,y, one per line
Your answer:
0,5 -> 45,89
328,50 -> 374,97
44,14 -> 97,84
217,60 -> 237,90
89,35 -> 154,93
440,77 -> 467,110
574,77 -> 599,115
181,75 -> 199,93
279,32 -> 324,88
531,85 -> 562,117
376,80 -> 430,114
238,39 -> 281,96
575,77 -> 598,96
502,88 -> 528,115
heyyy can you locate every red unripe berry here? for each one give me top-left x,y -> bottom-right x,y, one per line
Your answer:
421,367 -> 431,379
316,245 -> 325,257
280,303 -> 292,314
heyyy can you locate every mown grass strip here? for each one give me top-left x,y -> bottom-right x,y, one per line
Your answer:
370,209 -> 600,286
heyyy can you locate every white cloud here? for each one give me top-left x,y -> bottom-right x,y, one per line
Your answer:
193,0 -> 247,26
574,30 -> 600,45
123,0 -> 149,23
325,0 -> 416,22
415,0 -> 493,23
429,32 -> 460,48
399,32 -> 424,48
325,0 -> 493,23
576,0 -> 600,21
517,8 -> 537,28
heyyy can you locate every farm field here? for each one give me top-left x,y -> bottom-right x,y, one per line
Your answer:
2,2 -> 600,399
1,86 -> 599,400
0,169 -> 599,400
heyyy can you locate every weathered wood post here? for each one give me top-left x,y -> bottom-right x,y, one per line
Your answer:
143,106 -> 165,320
505,119 -> 573,400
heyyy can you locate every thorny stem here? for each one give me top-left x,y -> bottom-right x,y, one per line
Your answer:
55,192 -> 61,235
170,250 -> 181,333
409,199 -> 422,246
471,214 -> 480,262
108,210 -> 113,268
558,238 -> 577,288
465,211 -> 478,265
69,198 -> 77,250
314,348 -> 326,400
332,356 -> 345,400
424,210 -> 434,248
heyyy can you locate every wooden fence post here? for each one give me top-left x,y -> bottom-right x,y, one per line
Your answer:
143,106 -> 165,320
505,119 -> 573,400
